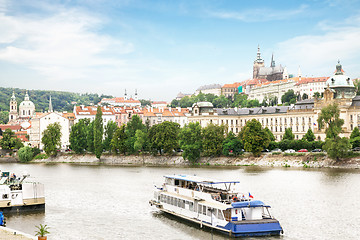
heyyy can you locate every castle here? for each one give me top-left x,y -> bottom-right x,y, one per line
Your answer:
253,46 -> 286,81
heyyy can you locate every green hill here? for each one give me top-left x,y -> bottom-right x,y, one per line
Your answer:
0,87 -> 113,123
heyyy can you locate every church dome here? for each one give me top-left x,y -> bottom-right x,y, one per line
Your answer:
325,61 -> 356,99
19,91 -> 36,118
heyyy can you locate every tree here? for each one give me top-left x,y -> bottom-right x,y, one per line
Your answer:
69,119 -> 89,154
222,131 -> 243,156
149,121 -> 180,155
318,103 -> 350,159
170,99 -> 180,108
103,121 -> 118,153
0,111 -> 9,124
0,129 -> 23,150
313,92 -> 321,99
242,119 -> 270,156
125,115 -> 146,154
283,128 -> 295,141
303,128 -> 315,142
350,127 -> 360,148
42,122 -> 62,157
281,90 -> 296,104
18,146 -> 34,162
202,123 -> 226,157
111,125 -> 128,154
94,106 -> 103,159
264,127 -> 275,141
350,127 -> 360,139
302,93 -> 308,100
179,122 -> 202,163
86,121 -> 95,153
134,129 -> 148,153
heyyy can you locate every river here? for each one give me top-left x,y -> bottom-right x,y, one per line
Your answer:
1,163 -> 359,240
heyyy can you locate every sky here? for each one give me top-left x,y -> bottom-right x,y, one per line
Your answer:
1,0 -> 360,101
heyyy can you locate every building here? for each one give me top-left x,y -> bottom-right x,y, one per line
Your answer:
73,105 -> 116,125
253,46 -> 285,81
221,82 -> 242,99
189,62 -> 359,141
294,77 -> 329,99
176,92 -> 192,101
99,90 -> 141,107
113,106 -> 144,127
152,101 -> 168,108
143,107 -> 190,127
195,84 -> 222,96
8,91 -> 36,123
29,112 -> 70,150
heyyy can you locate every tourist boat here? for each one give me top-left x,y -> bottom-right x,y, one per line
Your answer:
149,174 -> 283,237
0,171 -> 45,213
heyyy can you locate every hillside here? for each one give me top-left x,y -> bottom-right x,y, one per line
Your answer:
0,87 -> 113,123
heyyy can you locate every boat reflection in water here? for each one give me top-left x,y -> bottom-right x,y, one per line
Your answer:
150,174 -> 283,237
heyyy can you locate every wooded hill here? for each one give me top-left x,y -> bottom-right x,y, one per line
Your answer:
0,87 -> 113,113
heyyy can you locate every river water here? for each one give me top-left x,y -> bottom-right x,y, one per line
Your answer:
0,163 -> 359,240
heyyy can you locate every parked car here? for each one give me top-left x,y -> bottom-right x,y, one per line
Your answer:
311,149 -> 322,152
271,148 -> 282,153
352,147 -> 360,151
261,149 -> 270,152
298,149 -> 308,152
284,149 -> 295,153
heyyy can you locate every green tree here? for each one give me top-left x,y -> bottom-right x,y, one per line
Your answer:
202,123 -> 226,157
86,121 -> 95,153
302,93 -> 308,100
350,127 -> 360,148
281,90 -> 296,104
313,92 -> 321,99
103,121 -> 118,153
149,121 -> 180,155
69,119 -> 89,154
18,146 -> 34,162
283,128 -> 295,141
318,103 -> 350,159
242,119 -> 270,156
111,125 -> 128,154
0,129 -> 23,150
134,129 -> 148,153
42,122 -> 62,157
303,128 -> 315,142
0,111 -> 9,124
264,127 -> 275,141
179,122 -> 202,163
94,106 -> 103,159
125,115 -> 146,154
170,99 -> 180,107
222,131 -> 243,156
350,127 -> 360,139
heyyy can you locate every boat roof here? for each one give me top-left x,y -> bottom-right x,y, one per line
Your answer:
231,200 -> 270,208
164,174 -> 240,185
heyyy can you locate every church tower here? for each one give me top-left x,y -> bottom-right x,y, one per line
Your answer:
9,91 -> 18,123
48,95 -> 53,112
253,45 -> 265,79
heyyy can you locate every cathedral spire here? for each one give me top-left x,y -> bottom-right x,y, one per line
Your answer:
49,95 -> 53,112
11,91 -> 16,101
24,90 -> 29,101
270,53 -> 275,67
298,66 -> 302,78
134,89 -> 138,100
124,89 -> 128,100
255,45 -> 264,63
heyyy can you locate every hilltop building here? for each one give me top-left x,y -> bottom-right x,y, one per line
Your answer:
99,90 -> 141,107
253,46 -> 285,81
8,91 -> 36,123
195,84 -> 222,96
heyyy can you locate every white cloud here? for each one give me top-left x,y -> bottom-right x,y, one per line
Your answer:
276,17 -> 360,77
0,6 -> 133,83
208,4 -> 308,22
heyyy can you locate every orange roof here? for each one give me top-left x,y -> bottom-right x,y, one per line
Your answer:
62,112 -> 75,118
0,124 -> 22,131
143,107 -> 189,117
101,97 -> 140,104
295,77 -> 329,86
75,106 -> 115,115
15,131 -> 28,142
222,82 -> 242,88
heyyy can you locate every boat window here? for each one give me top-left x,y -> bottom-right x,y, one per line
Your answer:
198,204 -> 202,214
207,207 -> 211,217
223,209 -> 231,221
174,180 -> 179,186
218,209 -> 224,220
167,196 -> 170,204
203,206 -> 207,215
189,202 -> 194,211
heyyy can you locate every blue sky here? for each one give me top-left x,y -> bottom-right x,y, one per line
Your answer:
1,0 -> 360,101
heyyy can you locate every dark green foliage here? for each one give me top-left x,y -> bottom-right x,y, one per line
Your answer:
283,128 -> 295,141
139,99 -> 152,107
222,131 -> 243,156
313,92 -> 321,98
302,93 -> 308,100
242,119 -> 270,157
32,147 -> 41,157
179,122 -> 202,163
0,111 -> 9,124
103,121 -> 118,153
0,129 -> 23,150
18,146 -> 33,162
86,121 -> 95,153
318,103 -> 350,159
264,127 -> 275,141
202,124 -> 226,157
303,128 -> 316,142
69,119 -> 89,154
281,90 -> 297,104
350,127 -> 360,139
42,122 -> 62,157
0,87 -> 112,112
268,141 -> 278,150
134,129 -> 148,153
111,125 -> 128,154
125,115 -> 146,154
94,106 -> 103,159
170,99 -> 180,108
149,121 -> 180,155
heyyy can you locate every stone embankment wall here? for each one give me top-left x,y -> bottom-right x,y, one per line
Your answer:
28,153 -> 360,169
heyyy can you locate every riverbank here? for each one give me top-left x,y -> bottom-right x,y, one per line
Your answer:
10,152 -> 357,169
0,227 -> 36,240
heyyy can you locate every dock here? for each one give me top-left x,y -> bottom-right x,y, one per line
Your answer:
0,227 -> 36,240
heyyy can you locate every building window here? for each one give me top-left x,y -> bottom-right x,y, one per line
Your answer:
351,124 -> 353,130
